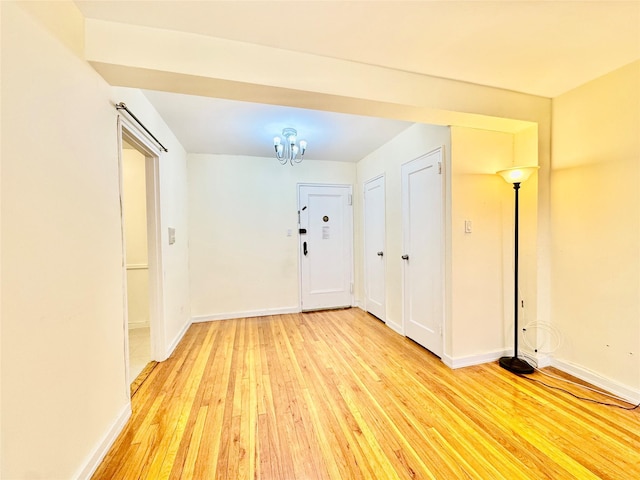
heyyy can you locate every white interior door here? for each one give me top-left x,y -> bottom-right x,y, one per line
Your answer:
364,175 -> 386,321
299,184 -> 353,311
401,148 -> 444,357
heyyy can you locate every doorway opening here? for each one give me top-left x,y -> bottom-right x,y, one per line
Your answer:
119,117 -> 165,392
122,141 -> 151,381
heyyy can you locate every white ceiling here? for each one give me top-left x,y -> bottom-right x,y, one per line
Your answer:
142,91 -> 413,161
76,1 -> 640,160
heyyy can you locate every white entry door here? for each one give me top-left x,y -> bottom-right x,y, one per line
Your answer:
401,148 -> 444,357
299,184 -> 353,311
364,175 -> 386,321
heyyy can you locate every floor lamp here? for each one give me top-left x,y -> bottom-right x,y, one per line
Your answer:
497,166 -> 539,375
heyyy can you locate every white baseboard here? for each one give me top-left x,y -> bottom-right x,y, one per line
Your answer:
356,306 -> 402,335
441,349 -> 554,370
75,402 -> 131,480
533,353 -> 552,368
192,306 -> 301,323
385,319 -> 404,336
551,358 -> 640,404
164,318 -> 192,359
442,349 -> 509,369
128,321 -> 150,330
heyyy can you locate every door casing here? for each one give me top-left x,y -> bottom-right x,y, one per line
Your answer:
118,115 -> 166,391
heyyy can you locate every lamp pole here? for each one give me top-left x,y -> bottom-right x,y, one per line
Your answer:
499,180 -> 534,374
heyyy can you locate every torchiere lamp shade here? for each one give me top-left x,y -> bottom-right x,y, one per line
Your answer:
496,166 -> 539,184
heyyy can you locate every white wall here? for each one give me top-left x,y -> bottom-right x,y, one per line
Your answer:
0,2 -> 4,471
449,127 -> 538,365
1,2 -> 127,478
188,154 -> 355,319
355,124 -> 451,333
514,125 -> 540,345
0,2 -> 192,478
551,60 -> 640,397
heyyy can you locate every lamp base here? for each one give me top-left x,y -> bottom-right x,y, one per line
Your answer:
499,356 -> 534,375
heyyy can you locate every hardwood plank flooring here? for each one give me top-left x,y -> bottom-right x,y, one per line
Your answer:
92,309 -> 640,479
130,361 -> 158,398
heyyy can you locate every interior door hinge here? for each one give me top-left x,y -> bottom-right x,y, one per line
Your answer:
348,194 -> 353,206
350,283 -> 354,294
438,162 -> 442,174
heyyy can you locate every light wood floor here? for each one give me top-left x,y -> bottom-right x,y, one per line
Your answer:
92,309 -> 640,479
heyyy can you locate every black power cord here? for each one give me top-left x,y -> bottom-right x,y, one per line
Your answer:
519,374 -> 640,411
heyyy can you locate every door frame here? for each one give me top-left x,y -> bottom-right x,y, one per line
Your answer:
118,115 -> 166,389
297,183 -> 354,311
400,147 -> 446,356
363,174 -> 386,321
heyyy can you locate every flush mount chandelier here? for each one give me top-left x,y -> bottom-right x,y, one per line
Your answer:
273,128 -> 307,165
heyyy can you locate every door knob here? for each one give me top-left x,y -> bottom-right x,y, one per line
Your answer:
401,254 -> 409,260
377,251 -> 384,257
